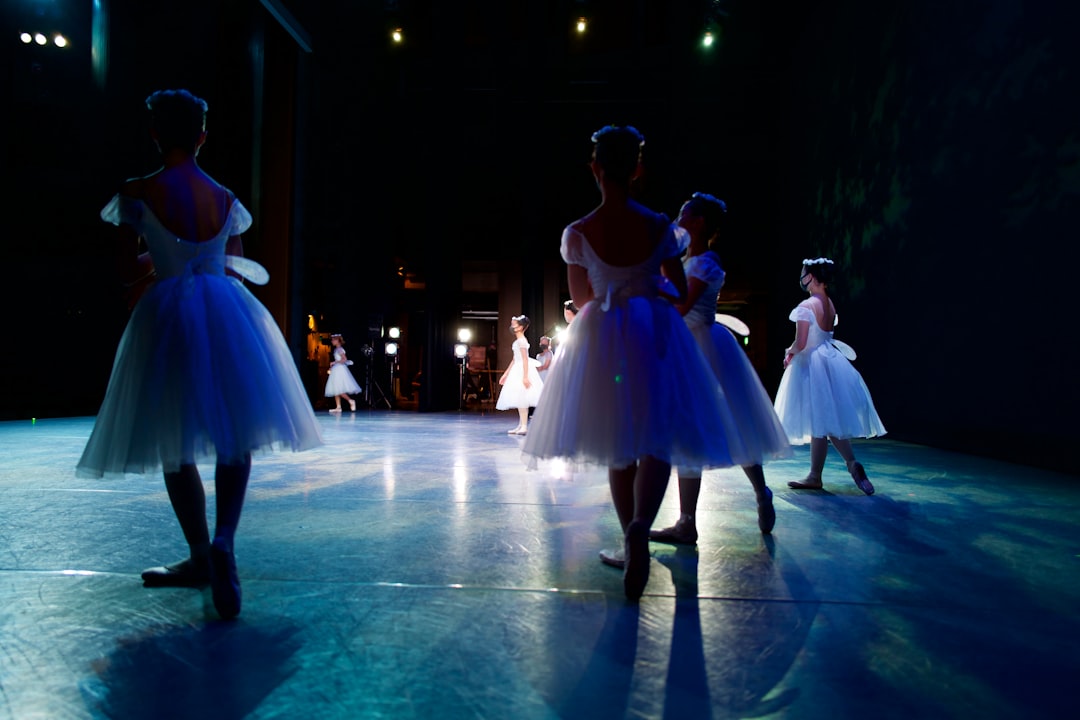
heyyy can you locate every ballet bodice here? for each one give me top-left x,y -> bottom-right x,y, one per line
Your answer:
100,195 -> 253,281
560,221 -> 688,310
683,251 -> 727,328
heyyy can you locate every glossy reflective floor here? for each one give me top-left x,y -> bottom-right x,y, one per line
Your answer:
0,412 -> 1076,719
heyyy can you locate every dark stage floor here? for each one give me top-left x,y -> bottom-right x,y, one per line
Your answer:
0,412 -> 1076,719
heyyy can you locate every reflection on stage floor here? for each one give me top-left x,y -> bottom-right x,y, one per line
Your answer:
0,412 -> 1076,719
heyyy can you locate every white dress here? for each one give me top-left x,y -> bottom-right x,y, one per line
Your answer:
324,347 -> 362,396
683,252 -> 792,465
523,220 -> 745,470
496,337 -> 544,409
773,302 -> 887,444
77,195 -> 323,477
535,348 -> 554,384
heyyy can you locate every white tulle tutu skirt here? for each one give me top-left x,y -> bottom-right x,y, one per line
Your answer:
325,364 -> 362,396
688,322 -> 792,465
523,297 -> 748,470
77,274 -> 322,477
773,343 -> 886,444
496,363 -> 543,410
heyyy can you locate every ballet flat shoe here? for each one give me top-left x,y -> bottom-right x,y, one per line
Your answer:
209,539 -> 242,620
787,478 -> 823,490
850,462 -> 875,495
141,558 -> 210,588
757,487 -> 776,535
599,547 -> 625,569
649,519 -> 698,545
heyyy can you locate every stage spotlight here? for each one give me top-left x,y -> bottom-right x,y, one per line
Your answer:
388,326 -> 401,339
385,341 -> 399,356
34,33 -> 47,45
454,343 -> 468,359
576,17 -> 587,34
391,27 -> 403,44
702,30 -> 715,48
20,32 -> 32,44
54,34 -> 68,48
457,328 -> 472,343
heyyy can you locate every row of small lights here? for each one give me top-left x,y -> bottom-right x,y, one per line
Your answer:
19,32 -> 70,48
23,22 -> 712,51
390,17 -> 716,48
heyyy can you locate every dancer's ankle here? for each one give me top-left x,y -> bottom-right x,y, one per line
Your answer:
190,541 -> 211,563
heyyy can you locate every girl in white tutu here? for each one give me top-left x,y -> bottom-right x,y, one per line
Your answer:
650,193 -> 792,544
76,89 -> 322,618
496,315 -> 543,435
550,300 -> 578,367
523,126 -> 741,600
324,334 -> 361,412
562,299 -> 579,325
774,257 -> 886,495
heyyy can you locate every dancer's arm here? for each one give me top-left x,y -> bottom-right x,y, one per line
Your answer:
673,277 -> 707,316
784,321 -> 811,368
659,255 -> 688,304
519,345 -> 531,388
567,263 -> 594,309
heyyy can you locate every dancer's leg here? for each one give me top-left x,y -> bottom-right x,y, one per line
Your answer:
209,454 -> 251,619
650,470 -> 700,544
599,464 -> 637,569
633,455 -> 672,527
809,437 -> 828,480
164,464 -> 211,561
676,473 -> 702,518
789,437 -> 827,489
142,465 -> 211,587
624,455 -> 671,600
830,437 -> 874,495
213,454 -> 251,546
607,463 -> 637,533
743,464 -> 776,534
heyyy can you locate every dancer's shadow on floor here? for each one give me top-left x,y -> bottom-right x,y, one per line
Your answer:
543,542 -> 808,719
659,544 -> 800,719
555,597 -> 642,719
784,489 -> 946,557
81,619 -> 303,720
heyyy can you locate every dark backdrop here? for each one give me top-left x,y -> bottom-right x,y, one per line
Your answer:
2,0 -> 1076,473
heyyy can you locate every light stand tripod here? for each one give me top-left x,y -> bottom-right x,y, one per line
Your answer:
367,362 -> 391,409
458,357 -> 466,411
360,345 -> 391,409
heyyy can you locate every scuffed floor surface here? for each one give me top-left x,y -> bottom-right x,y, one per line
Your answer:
0,412 -> 1076,719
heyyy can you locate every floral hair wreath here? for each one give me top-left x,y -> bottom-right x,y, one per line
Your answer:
591,125 -> 645,146
802,257 -> 834,266
691,192 -> 728,213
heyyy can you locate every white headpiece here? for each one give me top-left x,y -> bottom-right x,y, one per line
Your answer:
802,257 -> 834,266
